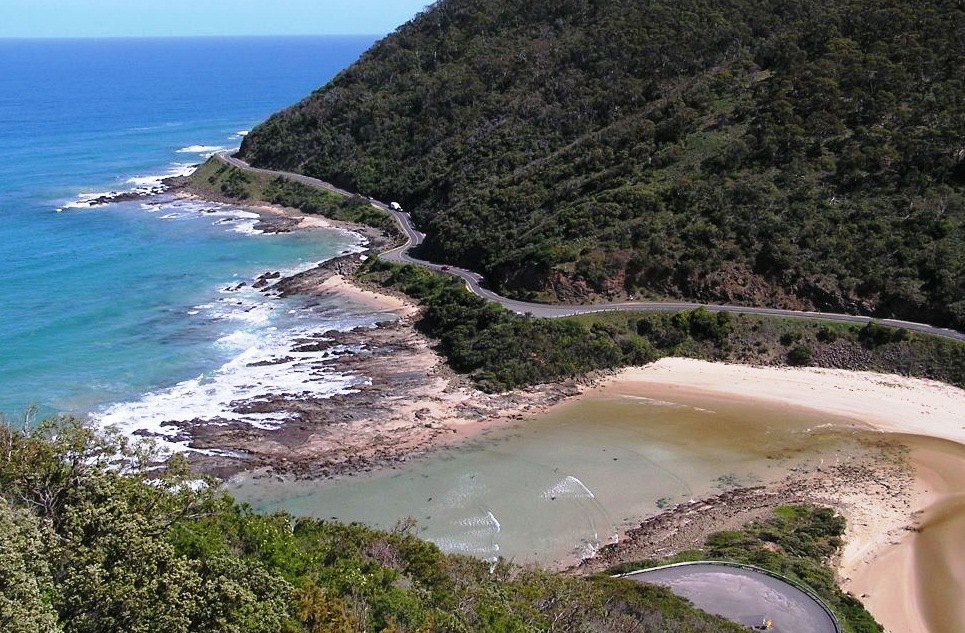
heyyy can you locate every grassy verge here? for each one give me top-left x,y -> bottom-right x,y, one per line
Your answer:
188,157 -> 401,238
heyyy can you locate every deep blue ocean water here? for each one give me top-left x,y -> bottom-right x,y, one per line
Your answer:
0,36 -> 381,441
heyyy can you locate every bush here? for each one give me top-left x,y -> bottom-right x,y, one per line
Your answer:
787,344 -> 813,366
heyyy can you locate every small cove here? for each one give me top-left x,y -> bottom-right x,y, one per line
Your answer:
228,383 -> 882,567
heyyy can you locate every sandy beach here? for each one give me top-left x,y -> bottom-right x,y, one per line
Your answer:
585,359 -> 965,633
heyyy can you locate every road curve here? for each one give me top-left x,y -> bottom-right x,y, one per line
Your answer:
216,153 -> 965,342
622,562 -> 840,632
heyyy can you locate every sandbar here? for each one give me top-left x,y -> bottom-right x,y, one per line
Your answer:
589,358 -> 965,633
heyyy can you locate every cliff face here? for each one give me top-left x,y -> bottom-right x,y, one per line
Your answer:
241,0 -> 965,328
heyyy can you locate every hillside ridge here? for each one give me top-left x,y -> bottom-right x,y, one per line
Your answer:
240,0 -> 965,329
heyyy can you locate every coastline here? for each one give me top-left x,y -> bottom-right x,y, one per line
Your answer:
163,191 -> 586,480
161,189 -> 964,631
178,253 -> 587,480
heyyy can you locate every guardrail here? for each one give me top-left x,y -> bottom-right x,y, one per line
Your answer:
618,560 -> 842,633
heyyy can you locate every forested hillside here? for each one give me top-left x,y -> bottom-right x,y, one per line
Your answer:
241,0 -> 965,328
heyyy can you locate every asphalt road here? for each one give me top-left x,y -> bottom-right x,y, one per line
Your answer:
217,153 -> 965,342
624,563 -> 840,632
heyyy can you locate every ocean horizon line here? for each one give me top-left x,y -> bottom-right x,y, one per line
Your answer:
0,33 -> 384,42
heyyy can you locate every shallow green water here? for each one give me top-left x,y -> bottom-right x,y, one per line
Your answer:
229,385 -> 875,566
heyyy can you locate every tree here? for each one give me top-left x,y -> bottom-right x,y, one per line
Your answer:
787,344 -> 813,366
0,498 -> 61,633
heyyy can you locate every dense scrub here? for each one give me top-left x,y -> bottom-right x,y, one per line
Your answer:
241,0 -> 965,328
0,418 -> 749,632
607,505 -> 883,633
358,259 -> 965,392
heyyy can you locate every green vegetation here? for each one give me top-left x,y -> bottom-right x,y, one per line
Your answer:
189,158 -> 401,238
607,505 -> 882,632
263,178 -> 400,237
359,259 -> 965,392
0,417 -> 749,632
192,158 -> 265,201
241,0 -> 965,329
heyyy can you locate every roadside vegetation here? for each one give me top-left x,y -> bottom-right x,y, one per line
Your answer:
358,259 -> 965,392
189,155 -> 965,395
0,417 -> 747,633
606,505 -> 883,632
189,158 -> 401,239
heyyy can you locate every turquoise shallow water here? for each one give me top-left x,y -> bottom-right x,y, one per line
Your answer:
0,36 -> 378,430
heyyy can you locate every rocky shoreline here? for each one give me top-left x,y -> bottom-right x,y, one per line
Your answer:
573,436 -> 913,575
149,251 -> 592,482
80,172 -> 588,482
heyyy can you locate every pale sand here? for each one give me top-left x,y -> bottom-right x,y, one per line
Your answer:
599,358 -> 965,633
873,439 -> 965,633
608,358 -> 965,445
247,202 -> 336,230
317,273 -> 419,318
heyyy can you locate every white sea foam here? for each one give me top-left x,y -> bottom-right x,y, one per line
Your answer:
146,199 -> 268,235
91,269 -> 384,454
176,144 -> 226,155
199,207 -> 263,234
125,162 -> 197,191
541,475 -> 595,500
58,190 -> 117,210
429,537 -> 499,556
93,321 -> 364,453
59,163 -> 196,211
620,394 -> 715,413
227,218 -> 261,235
457,512 -> 501,531
432,511 -> 501,557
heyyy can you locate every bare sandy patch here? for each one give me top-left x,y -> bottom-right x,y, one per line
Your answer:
316,273 -> 418,318
603,358 -> 965,445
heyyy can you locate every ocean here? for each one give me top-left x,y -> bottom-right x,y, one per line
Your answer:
0,36 -> 380,446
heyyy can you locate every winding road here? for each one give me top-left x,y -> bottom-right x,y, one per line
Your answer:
622,562 -> 841,632
217,152 -> 965,342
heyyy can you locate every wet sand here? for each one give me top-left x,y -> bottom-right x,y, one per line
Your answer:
592,359 -> 965,633
846,437 -> 965,633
